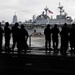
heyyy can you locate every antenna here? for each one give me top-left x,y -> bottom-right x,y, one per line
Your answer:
58,2 -> 63,16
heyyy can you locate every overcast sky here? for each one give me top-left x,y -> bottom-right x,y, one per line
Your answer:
0,0 -> 75,23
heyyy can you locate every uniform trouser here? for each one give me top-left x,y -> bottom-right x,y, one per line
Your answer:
12,38 -> 17,50
52,36 -> 58,49
53,40 -> 58,49
61,39 -> 68,53
0,38 -> 2,51
45,39 -> 51,51
17,40 -> 27,54
5,38 -> 10,51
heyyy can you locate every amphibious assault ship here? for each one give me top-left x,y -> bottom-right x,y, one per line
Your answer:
25,3 -> 73,25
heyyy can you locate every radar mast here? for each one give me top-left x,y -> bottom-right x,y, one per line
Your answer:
58,3 -> 64,16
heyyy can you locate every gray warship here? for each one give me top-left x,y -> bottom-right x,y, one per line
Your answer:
25,3 -> 73,25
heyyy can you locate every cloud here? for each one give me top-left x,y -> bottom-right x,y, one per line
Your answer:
0,0 -> 74,22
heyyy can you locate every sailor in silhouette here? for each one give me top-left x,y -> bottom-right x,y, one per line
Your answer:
51,24 -> 59,52
70,23 -> 75,53
44,24 -> 52,53
0,22 -> 4,52
60,23 -> 69,54
17,24 -> 28,54
12,22 -> 19,51
4,22 -> 11,52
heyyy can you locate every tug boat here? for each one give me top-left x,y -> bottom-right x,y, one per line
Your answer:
32,32 -> 43,37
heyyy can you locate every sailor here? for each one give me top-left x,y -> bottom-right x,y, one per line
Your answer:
17,24 -> 28,54
51,24 -> 59,52
44,24 -> 52,53
4,22 -> 11,52
70,23 -> 75,53
11,22 -> 19,51
60,23 -> 69,54
0,22 -> 4,52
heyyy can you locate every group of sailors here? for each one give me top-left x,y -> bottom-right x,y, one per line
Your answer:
44,23 -> 75,54
0,22 -> 75,54
0,22 -> 28,54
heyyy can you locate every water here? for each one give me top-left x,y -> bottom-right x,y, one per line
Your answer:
27,35 -> 61,48
26,26 -> 62,48
28,36 -> 45,47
